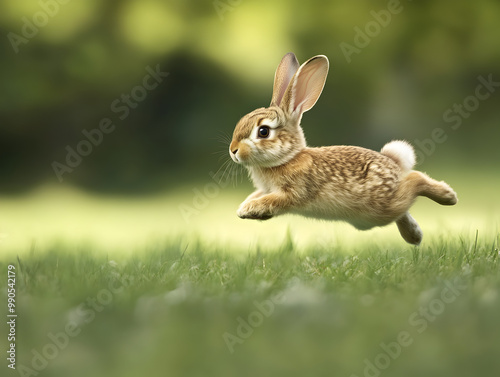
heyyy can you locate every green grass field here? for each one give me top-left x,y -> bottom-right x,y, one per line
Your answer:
1,169 -> 500,377
2,235 -> 500,377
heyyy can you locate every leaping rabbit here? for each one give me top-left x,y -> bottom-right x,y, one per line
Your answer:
229,53 -> 457,245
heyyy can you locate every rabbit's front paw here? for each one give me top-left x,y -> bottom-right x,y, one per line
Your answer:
237,200 -> 273,220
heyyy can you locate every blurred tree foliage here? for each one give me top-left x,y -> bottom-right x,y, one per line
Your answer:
0,0 -> 499,193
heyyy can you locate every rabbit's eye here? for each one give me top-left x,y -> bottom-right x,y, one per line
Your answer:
257,126 -> 270,138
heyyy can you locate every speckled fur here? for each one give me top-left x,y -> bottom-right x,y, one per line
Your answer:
229,53 -> 457,244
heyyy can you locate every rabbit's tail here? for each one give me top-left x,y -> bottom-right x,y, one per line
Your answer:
381,140 -> 416,172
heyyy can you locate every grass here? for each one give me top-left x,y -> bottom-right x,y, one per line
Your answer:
1,165 -> 499,253
1,169 -> 499,376
2,233 -> 500,377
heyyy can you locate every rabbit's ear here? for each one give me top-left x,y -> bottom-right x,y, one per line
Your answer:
270,53 -> 300,107
281,55 -> 329,117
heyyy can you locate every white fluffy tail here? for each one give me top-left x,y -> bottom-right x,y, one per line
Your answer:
380,140 -> 416,172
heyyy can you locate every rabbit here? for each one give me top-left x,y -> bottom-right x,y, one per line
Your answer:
229,52 -> 457,245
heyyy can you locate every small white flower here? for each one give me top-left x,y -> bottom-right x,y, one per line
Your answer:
108,260 -> 118,268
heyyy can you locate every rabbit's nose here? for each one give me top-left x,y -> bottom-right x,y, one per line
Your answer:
230,141 -> 239,155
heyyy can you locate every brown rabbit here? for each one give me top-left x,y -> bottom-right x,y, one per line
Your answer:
229,53 -> 457,245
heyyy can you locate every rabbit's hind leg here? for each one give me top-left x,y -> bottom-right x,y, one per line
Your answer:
403,171 -> 458,206
396,212 -> 423,245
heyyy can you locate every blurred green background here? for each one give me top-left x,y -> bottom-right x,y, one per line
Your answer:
1,0 -> 499,194
1,0 -> 499,252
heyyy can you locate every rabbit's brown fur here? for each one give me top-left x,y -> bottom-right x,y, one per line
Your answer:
229,53 -> 457,244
